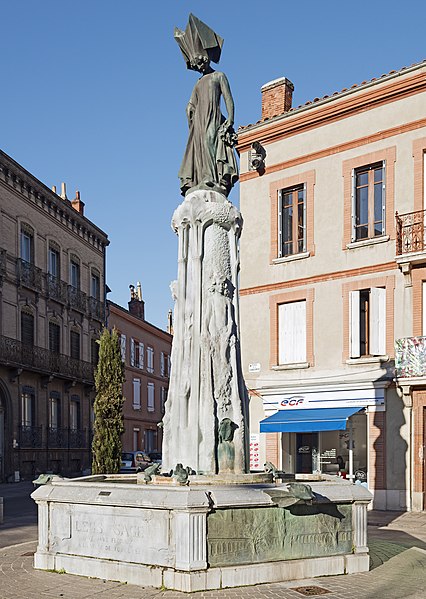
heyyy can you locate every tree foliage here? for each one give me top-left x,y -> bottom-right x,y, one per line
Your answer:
92,327 -> 125,474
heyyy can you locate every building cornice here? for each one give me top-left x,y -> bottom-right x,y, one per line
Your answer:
108,301 -> 173,342
0,150 -> 109,250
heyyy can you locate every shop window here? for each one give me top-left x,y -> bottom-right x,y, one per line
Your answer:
49,322 -> 61,353
278,185 -> 306,257
70,330 -> 81,360
278,300 -> 306,364
21,311 -> 34,346
133,378 -> 141,409
352,162 -> 385,241
350,288 -> 386,357
147,382 -> 155,412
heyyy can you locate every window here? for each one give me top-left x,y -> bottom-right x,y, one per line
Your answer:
133,428 -> 140,451
21,311 -> 34,346
147,346 -> 154,373
350,288 -> 386,357
49,393 -> 61,429
20,228 -> 33,263
21,388 -> 35,427
353,162 -> 385,241
70,330 -> 80,360
120,334 -> 126,362
70,396 -> 81,430
133,378 -> 141,409
70,260 -> 80,289
278,185 -> 306,257
145,429 -> 157,452
138,342 -> 144,369
91,272 -> 100,299
160,352 -> 165,377
91,337 -> 100,366
278,300 -> 306,364
147,382 -> 155,411
48,247 -> 60,278
49,322 -> 60,354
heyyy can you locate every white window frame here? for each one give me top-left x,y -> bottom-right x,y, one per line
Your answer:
351,162 -> 386,242
278,184 -> 307,258
147,382 -> 155,412
133,378 -> 141,409
278,300 -> 307,364
349,287 -> 386,358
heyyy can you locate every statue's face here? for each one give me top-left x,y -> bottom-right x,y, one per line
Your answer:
191,55 -> 209,73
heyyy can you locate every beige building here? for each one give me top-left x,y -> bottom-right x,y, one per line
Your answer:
108,287 -> 172,454
238,61 -> 426,511
0,149 -> 108,481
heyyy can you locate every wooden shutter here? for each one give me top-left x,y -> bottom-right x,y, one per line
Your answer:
70,331 -> 80,360
133,378 -> 141,409
160,352 -> 165,376
350,291 -> 361,358
21,312 -> 34,346
278,301 -> 306,364
49,322 -> 60,353
370,287 -> 386,355
130,338 -> 135,366
120,334 -> 126,361
138,342 -> 144,369
147,382 -> 155,411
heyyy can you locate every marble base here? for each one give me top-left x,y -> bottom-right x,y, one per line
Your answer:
32,475 -> 372,592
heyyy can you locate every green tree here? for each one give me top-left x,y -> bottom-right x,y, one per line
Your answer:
92,327 -> 125,474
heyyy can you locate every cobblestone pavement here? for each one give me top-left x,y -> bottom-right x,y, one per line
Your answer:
0,510 -> 425,598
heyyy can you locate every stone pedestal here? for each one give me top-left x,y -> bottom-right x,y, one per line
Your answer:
32,475 -> 372,592
163,190 -> 249,475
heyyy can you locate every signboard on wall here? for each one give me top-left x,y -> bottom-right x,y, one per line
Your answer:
264,387 -> 385,410
249,433 -> 261,470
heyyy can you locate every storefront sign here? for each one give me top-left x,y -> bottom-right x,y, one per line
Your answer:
272,387 -> 384,410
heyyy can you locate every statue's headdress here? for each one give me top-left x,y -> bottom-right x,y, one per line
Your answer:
174,13 -> 224,70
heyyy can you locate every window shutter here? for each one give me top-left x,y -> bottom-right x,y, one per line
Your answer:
370,287 -> 386,356
138,342 -> 144,369
351,169 -> 356,242
160,352 -> 165,376
147,382 -> 155,411
130,338 -> 135,366
278,301 -> 306,364
278,189 -> 283,258
294,301 -> 307,363
350,290 -> 361,358
133,378 -> 141,409
120,334 -> 126,361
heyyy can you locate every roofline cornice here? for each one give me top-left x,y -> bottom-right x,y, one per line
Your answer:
108,300 -> 173,341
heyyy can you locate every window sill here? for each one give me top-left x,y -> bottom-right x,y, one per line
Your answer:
346,235 -> 389,250
272,362 -> 310,371
132,405 -> 141,410
346,355 -> 389,365
272,251 -> 310,265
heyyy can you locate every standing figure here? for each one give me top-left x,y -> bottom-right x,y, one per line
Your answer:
175,14 -> 238,197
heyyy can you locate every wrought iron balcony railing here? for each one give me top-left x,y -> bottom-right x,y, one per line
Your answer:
19,425 -> 42,448
396,209 -> 426,255
16,259 -> 43,292
69,428 -> 86,449
47,427 -> 68,448
68,285 -> 87,313
0,335 -> 94,384
395,336 -> 426,378
88,297 -> 105,322
46,274 -> 68,304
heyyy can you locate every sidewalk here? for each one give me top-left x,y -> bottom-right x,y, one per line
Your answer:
1,507 -> 426,598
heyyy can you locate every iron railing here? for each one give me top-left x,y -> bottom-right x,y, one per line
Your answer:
16,259 -> 43,292
88,297 -> 105,322
46,274 -> 68,304
19,425 -> 42,448
395,336 -> 426,378
47,427 -> 67,448
396,209 -> 426,255
68,285 -> 87,313
69,428 -> 86,449
0,335 -> 94,384
47,427 -> 87,449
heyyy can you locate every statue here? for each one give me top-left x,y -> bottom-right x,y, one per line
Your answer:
174,14 -> 238,197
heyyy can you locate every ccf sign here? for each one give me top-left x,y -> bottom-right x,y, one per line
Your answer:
280,396 -> 305,408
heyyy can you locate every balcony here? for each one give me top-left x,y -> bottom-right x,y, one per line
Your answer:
68,285 -> 87,313
16,259 -> 43,292
0,335 -> 94,384
46,274 -> 68,304
19,425 -> 42,448
395,210 -> 426,270
395,336 -> 426,378
88,297 -> 105,322
48,427 -> 68,448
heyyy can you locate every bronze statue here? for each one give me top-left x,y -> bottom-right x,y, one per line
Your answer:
174,14 -> 238,197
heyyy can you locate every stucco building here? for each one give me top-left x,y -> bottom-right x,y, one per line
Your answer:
0,149 -> 108,481
108,286 -> 172,454
238,61 -> 426,510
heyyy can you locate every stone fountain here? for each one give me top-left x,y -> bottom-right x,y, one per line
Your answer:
32,14 -> 372,592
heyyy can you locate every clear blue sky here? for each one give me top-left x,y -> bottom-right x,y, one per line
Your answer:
1,1 -> 425,328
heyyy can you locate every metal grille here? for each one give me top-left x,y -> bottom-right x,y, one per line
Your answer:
396,209 -> 425,255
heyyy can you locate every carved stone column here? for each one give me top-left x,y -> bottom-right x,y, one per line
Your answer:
162,190 -> 249,475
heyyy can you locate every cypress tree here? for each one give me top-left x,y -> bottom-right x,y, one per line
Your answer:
92,327 -> 125,474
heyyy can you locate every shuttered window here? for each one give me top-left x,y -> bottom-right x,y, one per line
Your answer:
21,389 -> 35,427
70,331 -> 80,360
147,382 -> 155,411
278,185 -> 306,257
352,162 -> 385,241
49,393 -> 61,429
349,288 -> 386,357
133,378 -> 141,409
21,312 -> 34,346
278,301 -> 307,364
147,347 -> 154,373
70,396 -> 81,430
120,334 -> 126,362
49,322 -> 60,353
138,342 -> 144,369
130,338 -> 135,366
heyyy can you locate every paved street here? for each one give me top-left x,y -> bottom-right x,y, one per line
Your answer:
0,483 -> 425,598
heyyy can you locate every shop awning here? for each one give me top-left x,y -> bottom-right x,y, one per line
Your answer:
260,407 -> 361,433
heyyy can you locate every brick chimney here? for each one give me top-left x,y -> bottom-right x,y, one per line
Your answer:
261,77 -> 294,120
71,190 -> 85,216
128,282 -> 145,320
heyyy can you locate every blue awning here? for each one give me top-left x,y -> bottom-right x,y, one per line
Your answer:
260,407 -> 361,433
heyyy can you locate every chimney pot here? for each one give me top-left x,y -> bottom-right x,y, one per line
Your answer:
52,185 -> 57,194
60,182 -> 68,200
71,190 -> 85,216
261,77 -> 294,120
